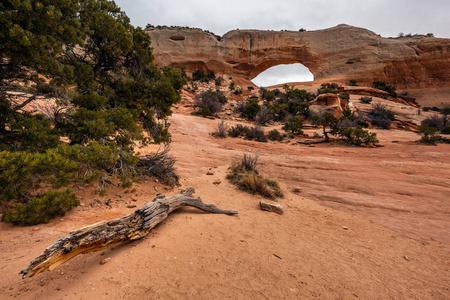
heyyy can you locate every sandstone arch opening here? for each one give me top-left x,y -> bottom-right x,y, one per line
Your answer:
251,63 -> 314,87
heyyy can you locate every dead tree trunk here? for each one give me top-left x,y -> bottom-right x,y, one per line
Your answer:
20,188 -> 237,278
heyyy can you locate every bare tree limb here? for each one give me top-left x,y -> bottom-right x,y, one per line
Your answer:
20,188 -> 237,278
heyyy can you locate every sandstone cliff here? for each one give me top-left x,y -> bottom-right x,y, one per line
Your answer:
146,24 -> 450,89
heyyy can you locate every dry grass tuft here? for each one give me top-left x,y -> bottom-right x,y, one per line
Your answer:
226,154 -> 283,199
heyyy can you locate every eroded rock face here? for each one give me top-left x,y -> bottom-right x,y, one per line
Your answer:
146,25 -> 450,88
310,93 -> 348,116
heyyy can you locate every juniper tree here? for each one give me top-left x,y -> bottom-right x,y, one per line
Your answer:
0,0 -> 185,224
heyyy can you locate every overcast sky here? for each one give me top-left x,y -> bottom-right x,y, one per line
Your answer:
114,0 -> 450,86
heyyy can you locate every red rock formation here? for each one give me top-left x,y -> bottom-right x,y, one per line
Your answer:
146,25 -> 450,89
310,93 -> 348,116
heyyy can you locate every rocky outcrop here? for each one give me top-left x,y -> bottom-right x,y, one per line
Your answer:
310,93 -> 348,116
146,25 -> 450,88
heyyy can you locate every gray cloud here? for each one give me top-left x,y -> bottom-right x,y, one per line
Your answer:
115,0 -> 450,38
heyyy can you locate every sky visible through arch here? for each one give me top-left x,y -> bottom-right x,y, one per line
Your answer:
251,64 -> 314,87
115,0 -> 449,85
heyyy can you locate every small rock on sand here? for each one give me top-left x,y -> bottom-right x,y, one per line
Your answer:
260,200 -> 283,214
100,257 -> 111,265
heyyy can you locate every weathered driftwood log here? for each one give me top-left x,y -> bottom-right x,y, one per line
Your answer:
20,188 -> 237,278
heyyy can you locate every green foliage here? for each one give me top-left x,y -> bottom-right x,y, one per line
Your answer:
261,89 -> 275,102
228,124 -> 250,138
317,83 -> 339,94
3,189 -> 79,226
240,99 -> 261,120
267,129 -> 284,141
0,141 -> 140,224
337,126 -> 379,147
0,98 -> 60,152
309,112 -> 339,139
339,93 -> 350,100
267,102 -> 289,121
283,85 -> 314,102
0,150 -> 79,225
0,0 -> 186,225
192,70 -> 215,83
372,81 -> 397,97
228,125 -> 267,142
226,155 -> 283,199
348,79 -> 358,86
287,100 -> 310,117
441,126 -> 450,134
360,96 -> 373,104
419,124 -> 440,144
1,0 -> 185,150
283,117 -> 303,135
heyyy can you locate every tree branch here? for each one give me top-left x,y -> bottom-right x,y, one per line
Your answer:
20,188 -> 237,278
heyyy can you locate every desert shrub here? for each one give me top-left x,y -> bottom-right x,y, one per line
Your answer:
422,114 -> 448,130
0,149 -> 81,225
372,81 -> 397,97
309,112 -> 339,139
233,88 -> 243,95
267,102 -> 289,121
339,93 -> 350,100
228,125 -> 267,142
226,154 -> 283,199
287,100 -> 310,117
283,117 -> 303,135
441,107 -> 450,116
348,79 -> 358,86
267,129 -> 284,141
229,82 -> 235,91
228,124 -> 250,138
418,124 -> 440,145
212,120 -> 229,138
240,99 -> 261,120
244,126 -> 268,142
254,107 -> 274,125
422,107 -> 440,112
317,83 -> 339,94
360,96 -> 373,104
368,103 -> 395,129
441,126 -> 450,134
262,89 -> 275,102
3,189 -> 79,225
192,70 -> 215,83
193,90 -> 224,117
136,147 -> 179,186
337,126 -> 379,147
283,85 -> 315,102
241,154 -> 258,172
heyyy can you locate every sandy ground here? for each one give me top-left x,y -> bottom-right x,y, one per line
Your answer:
1,112 -> 449,299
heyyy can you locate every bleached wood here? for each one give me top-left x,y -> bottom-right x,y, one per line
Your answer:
20,188 -> 237,278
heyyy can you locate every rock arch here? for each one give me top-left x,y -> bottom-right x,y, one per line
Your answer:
146,24 -> 450,88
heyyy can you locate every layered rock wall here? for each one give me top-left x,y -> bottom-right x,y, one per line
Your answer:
146,25 -> 450,88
